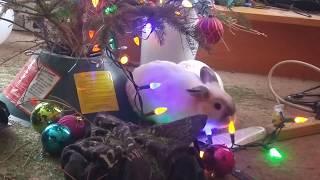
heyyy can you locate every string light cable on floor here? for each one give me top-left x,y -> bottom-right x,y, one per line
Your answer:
268,60 -> 320,116
285,85 -> 320,119
228,60 -> 320,160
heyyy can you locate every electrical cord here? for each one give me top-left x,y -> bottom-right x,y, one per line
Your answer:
229,60 -> 320,151
196,60 -> 319,180
105,47 -> 145,118
285,85 -> 320,113
268,60 -> 320,113
230,120 -> 285,152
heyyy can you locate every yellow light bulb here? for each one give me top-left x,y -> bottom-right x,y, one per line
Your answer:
133,36 -> 140,46
92,0 -> 99,8
92,44 -> 101,52
199,151 -> 204,158
182,0 -> 193,8
228,120 -> 236,134
294,116 -> 308,124
120,55 -> 129,64
154,107 -> 168,115
175,11 -> 181,16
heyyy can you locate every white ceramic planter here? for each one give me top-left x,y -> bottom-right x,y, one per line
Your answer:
141,24 -> 199,64
140,19 -> 225,90
141,8 -> 199,64
0,1 -> 14,44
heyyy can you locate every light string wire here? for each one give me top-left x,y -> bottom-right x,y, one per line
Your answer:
227,60 -> 320,151
268,60 -> 320,113
104,47 -> 145,118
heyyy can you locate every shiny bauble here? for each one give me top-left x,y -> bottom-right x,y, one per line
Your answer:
57,115 -> 86,140
31,102 -> 63,133
0,1 -> 14,44
41,123 -> 73,155
202,145 -> 235,177
196,16 -> 224,45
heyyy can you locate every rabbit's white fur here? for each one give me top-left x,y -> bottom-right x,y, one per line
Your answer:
126,60 -> 235,128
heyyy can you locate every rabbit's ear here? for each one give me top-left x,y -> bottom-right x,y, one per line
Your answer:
187,86 -> 209,99
200,66 -> 218,84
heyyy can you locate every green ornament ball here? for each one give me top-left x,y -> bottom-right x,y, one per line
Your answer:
30,102 -> 63,133
41,123 -> 73,155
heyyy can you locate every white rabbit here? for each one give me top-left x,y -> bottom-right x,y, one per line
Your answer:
178,60 -> 224,91
126,60 -> 235,129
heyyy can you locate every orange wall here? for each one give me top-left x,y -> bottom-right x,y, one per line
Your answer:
197,21 -> 320,81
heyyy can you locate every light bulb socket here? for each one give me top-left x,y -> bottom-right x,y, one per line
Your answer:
206,134 -> 213,144
145,111 -> 155,116
138,85 -> 150,90
230,134 -> 235,145
145,108 -> 167,116
284,117 -> 294,123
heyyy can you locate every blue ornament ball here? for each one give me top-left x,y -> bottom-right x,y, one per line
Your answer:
41,123 -> 73,155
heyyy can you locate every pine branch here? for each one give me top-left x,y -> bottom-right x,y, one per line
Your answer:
9,8 -> 40,16
48,0 -> 66,12
0,43 -> 43,66
35,0 -> 78,53
1,0 -> 263,56
4,0 -> 38,12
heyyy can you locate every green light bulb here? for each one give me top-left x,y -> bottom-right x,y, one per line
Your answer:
108,37 -> 117,50
105,4 -> 118,15
269,148 -> 282,159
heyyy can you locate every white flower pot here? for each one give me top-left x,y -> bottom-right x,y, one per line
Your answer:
141,9 -> 199,64
0,1 -> 14,44
141,24 -> 199,64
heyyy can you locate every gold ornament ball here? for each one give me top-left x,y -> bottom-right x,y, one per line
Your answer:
30,102 -> 63,133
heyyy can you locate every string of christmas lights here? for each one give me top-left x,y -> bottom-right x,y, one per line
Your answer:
84,0 -> 175,120
196,105 -> 310,167
104,45 -> 167,120
226,106 -> 309,161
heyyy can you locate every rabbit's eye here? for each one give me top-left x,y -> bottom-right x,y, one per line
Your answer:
213,102 -> 222,110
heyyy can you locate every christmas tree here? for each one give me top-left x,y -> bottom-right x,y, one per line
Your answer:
0,0 -> 263,57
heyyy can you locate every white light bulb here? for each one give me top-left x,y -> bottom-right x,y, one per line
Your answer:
182,0 -> 193,8
142,23 -> 152,39
150,82 -> 161,89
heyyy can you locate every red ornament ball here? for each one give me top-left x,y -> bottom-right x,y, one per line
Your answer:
57,115 -> 86,140
196,16 -> 224,45
202,145 -> 235,177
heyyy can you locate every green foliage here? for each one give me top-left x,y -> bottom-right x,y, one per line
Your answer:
2,0 -> 203,56
1,0 -> 263,57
